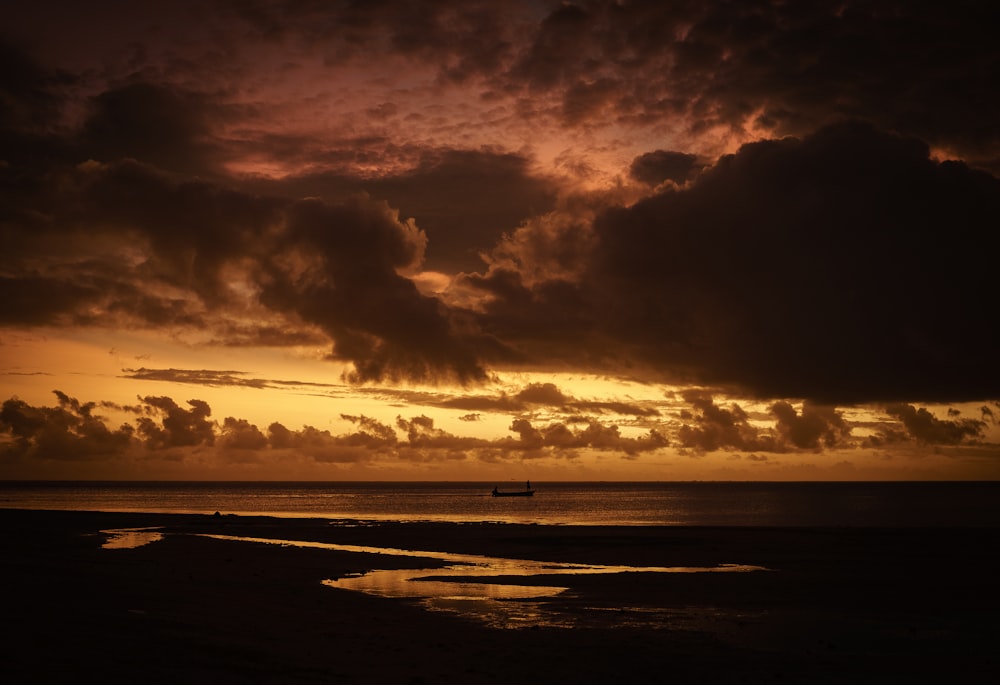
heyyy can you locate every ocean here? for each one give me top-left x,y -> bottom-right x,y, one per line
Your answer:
2,480 -> 999,526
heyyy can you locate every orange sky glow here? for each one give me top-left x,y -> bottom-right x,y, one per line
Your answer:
2,1 -> 999,480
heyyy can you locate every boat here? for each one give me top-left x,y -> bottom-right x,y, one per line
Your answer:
491,484 -> 534,497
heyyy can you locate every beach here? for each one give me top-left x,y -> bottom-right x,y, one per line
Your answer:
3,509 -> 998,683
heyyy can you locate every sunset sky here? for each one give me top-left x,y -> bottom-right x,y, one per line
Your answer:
2,0 -> 999,481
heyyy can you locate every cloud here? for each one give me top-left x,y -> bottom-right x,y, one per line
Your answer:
0,391 -> 133,460
80,83 -> 224,176
883,403 -> 986,445
5,117 -> 997,399
123,368 -> 272,389
6,390 -> 993,476
7,2 -> 1000,173
515,382 -> 569,406
678,392 -> 851,454
1,157 -> 495,383
677,391 -> 779,453
0,158 -> 282,327
395,415 -> 487,451
504,2 -> 1000,167
771,401 -> 851,450
121,367 -> 338,390
136,396 -> 215,449
368,150 -> 558,273
0,390 -> 670,469
503,417 -> 667,457
263,149 -> 559,274
0,38 -> 77,168
3,4 -> 999,403
260,195 -> 492,383
461,122 -> 1000,404
218,417 -> 269,451
494,122 -> 999,404
339,414 -> 399,447
436,382 -> 658,418
629,151 -> 701,186
0,275 -> 105,326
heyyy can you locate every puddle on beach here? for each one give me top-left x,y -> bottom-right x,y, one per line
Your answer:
100,528 -> 164,549
200,533 -> 767,629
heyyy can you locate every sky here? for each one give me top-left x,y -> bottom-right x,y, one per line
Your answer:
2,0 -> 999,481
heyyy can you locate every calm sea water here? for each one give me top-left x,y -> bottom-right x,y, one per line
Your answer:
2,481 -> 999,526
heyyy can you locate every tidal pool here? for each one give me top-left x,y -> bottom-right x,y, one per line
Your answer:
97,529 -> 767,629
100,527 -> 164,549
199,533 -> 768,629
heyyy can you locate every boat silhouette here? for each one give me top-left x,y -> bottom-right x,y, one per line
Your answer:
492,482 -> 534,497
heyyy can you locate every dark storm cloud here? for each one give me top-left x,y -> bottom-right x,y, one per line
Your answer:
0,275 -> 104,326
361,150 -> 558,273
7,2 -> 1000,168
584,122 -> 1000,403
2,159 -> 274,329
0,39 -> 74,136
3,2 -> 999,402
252,149 -> 559,273
2,155 -> 279,286
259,195 -> 493,383
80,83 -> 226,176
214,1 -> 1000,166
1,156 -> 495,383
0,42 -> 229,177
222,0 -> 519,77
459,268 -> 596,370
511,2 -> 590,91
629,151 -> 701,187
509,1 -> 1000,167
0,34 -> 516,384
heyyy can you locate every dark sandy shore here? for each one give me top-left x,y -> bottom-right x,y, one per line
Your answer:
2,509 -> 998,684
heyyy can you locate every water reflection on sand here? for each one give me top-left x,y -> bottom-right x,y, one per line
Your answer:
96,529 -> 767,629
100,527 -> 164,549
200,533 -> 767,629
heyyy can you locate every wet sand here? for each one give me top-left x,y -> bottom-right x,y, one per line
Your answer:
2,509 -> 998,683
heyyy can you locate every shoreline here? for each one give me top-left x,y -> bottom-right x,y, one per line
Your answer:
3,509 -> 999,683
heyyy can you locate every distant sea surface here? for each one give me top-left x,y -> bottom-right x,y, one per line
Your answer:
3,481 -> 1000,526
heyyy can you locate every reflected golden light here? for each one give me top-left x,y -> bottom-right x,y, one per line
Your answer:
201,534 -> 766,628
101,528 -> 164,549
